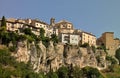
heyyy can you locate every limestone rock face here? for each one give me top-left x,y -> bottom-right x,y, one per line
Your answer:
29,42 -> 38,72
79,47 -> 97,68
46,41 -> 59,72
95,50 -> 106,70
13,40 -> 29,63
13,40 -> 107,73
37,41 -> 46,72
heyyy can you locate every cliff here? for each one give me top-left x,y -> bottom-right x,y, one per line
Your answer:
12,40 -> 107,73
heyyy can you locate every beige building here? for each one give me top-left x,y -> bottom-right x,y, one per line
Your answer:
81,32 -> 96,46
25,19 -> 49,36
25,18 -> 58,37
1,18 -> 58,37
0,18 -> 41,35
97,32 -> 120,56
6,18 -> 25,33
55,20 -> 74,34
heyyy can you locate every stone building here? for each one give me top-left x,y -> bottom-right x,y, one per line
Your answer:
97,32 -> 120,56
0,18 -> 58,37
24,19 -> 49,36
55,20 -> 74,34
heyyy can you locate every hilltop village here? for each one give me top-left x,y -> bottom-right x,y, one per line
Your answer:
1,16 -> 120,78
0,17 -> 120,56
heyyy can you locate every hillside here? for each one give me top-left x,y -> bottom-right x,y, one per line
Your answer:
0,23 -> 120,78
0,46 -> 105,78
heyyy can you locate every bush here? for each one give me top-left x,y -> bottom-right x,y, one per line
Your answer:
57,66 -> 69,78
80,43 -> 89,48
9,46 -> 16,52
106,56 -> 117,65
91,45 -> 96,53
115,48 -> 120,65
46,72 -> 58,78
51,34 -> 59,43
80,66 -> 104,78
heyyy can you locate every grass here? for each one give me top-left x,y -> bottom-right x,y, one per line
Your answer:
101,65 -> 120,78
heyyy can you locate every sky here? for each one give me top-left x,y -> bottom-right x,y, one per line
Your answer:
0,0 -> 120,38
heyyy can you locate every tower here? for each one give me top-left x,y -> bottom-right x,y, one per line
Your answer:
50,18 -> 55,26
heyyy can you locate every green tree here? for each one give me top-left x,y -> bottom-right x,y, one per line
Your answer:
46,72 -> 58,78
106,56 -> 117,65
91,45 -> 96,53
1,16 -> 6,27
115,48 -> 120,65
57,66 -> 69,78
40,28 -> 45,39
51,34 -> 58,43
80,66 -> 104,78
23,28 -> 32,35
80,43 -> 89,48
0,32 -> 10,45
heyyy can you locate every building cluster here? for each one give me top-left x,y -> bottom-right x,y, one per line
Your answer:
0,18 -> 97,46
0,17 -> 120,56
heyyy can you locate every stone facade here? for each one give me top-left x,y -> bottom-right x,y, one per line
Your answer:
0,18 -> 58,37
55,20 -> 74,34
97,32 -> 120,56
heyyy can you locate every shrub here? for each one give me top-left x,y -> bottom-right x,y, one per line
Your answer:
80,43 -> 89,48
106,56 -> 117,65
57,66 -> 69,78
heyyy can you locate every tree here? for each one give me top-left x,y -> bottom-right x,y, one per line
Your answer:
51,34 -> 58,43
57,66 -> 69,78
46,72 -> 58,78
1,16 -> 6,27
40,28 -> 45,39
80,66 -> 104,78
106,56 -> 117,65
23,28 -> 32,35
80,43 -> 89,48
115,48 -> 120,65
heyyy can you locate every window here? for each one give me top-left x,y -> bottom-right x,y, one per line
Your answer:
36,24 -> 38,26
8,23 -> 10,26
11,25 -> 14,28
64,36 -> 69,41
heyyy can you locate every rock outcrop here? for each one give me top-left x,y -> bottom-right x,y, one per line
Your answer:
12,40 -> 29,63
12,40 -> 107,73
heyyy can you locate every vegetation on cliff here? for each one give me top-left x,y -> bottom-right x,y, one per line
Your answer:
0,48 -> 105,78
0,16 -> 120,78
0,48 -> 43,78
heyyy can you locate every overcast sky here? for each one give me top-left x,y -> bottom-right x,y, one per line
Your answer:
0,0 -> 120,38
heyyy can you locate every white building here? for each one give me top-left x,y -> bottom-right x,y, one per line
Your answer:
60,33 -> 80,45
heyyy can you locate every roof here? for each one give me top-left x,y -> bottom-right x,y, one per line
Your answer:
82,31 -> 96,37
56,20 -> 73,24
103,32 -> 114,34
32,19 -> 49,25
